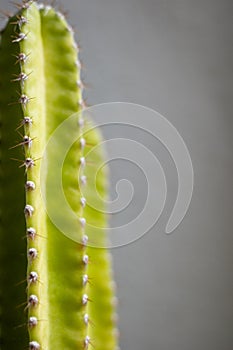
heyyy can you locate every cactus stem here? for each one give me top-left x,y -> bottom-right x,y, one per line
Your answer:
1,3 -> 118,348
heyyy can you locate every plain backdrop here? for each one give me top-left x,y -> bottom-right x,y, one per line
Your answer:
1,1 -> 233,349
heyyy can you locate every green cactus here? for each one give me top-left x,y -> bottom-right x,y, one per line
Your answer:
0,1 -> 118,349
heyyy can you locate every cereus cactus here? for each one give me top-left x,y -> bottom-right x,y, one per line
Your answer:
0,1 -> 118,349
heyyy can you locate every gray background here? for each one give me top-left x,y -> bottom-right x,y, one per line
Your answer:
1,0 -> 233,349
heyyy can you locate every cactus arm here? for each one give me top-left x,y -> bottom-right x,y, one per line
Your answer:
0,2 -> 118,350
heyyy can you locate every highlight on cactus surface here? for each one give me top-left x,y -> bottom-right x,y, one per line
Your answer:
0,1 -> 118,349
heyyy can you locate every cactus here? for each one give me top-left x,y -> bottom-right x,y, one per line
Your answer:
0,1 -> 118,349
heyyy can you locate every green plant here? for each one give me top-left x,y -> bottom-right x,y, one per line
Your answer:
0,1 -> 118,349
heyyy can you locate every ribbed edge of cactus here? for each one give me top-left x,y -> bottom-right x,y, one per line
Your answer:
0,1 -> 118,349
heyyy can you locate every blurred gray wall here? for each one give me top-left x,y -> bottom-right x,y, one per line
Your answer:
1,1 -> 233,349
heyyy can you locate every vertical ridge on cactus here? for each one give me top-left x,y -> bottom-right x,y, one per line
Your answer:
0,1 -> 118,349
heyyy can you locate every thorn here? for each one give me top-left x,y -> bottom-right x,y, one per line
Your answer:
84,313 -> 89,326
11,71 -> 32,86
19,94 -> 34,108
75,58 -> 84,69
10,15 -> 28,27
11,1 -> 32,10
84,336 -> 91,350
16,300 -> 27,309
76,39 -> 82,51
82,78 -> 92,90
11,157 -> 40,174
80,175 -> 87,186
15,277 -> 27,287
8,93 -> 35,108
25,181 -> 36,191
77,79 -> 84,89
80,197 -> 86,208
82,235 -> 88,247
28,248 -> 38,262
0,9 -> 13,18
83,254 -> 89,266
79,217 -> 86,228
24,294 -> 39,311
11,31 -> 28,43
80,157 -> 94,167
78,98 -> 89,109
78,117 -> 85,128
23,226 -> 46,241
24,204 -> 34,218
66,24 -> 74,35
26,227 -> 36,239
57,5 -> 69,19
84,336 -> 95,349
9,135 -> 34,150
29,340 -> 41,350
28,317 -> 38,329
82,294 -> 92,305
13,52 -> 31,65
11,157 -> 35,170
43,5 -> 52,16
16,116 -> 33,130
77,78 -> 91,91
37,3 -> 45,10
80,156 -> 86,168
21,158 -> 35,169
83,313 -> 95,328
14,321 -> 27,330
83,274 -> 89,286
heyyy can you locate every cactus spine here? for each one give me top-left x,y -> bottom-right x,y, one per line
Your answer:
0,1 -> 118,349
